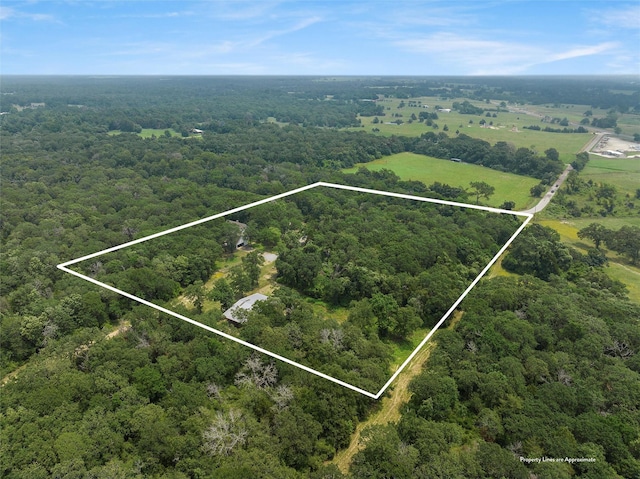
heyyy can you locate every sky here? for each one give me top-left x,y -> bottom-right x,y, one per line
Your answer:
1,0 -> 639,76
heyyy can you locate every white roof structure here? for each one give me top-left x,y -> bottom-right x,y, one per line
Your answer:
223,293 -> 268,324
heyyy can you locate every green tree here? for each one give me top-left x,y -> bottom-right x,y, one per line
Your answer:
544,147 -> 560,161
184,280 -> 205,313
607,225 -> 640,264
571,151 -> 589,171
577,223 -> 611,250
242,251 -> 265,289
210,278 -> 235,311
530,183 -> 546,197
469,181 -> 495,205
273,406 -> 323,469
351,425 -> 419,479
409,371 -> 458,421
503,224 -> 572,280
229,266 -> 251,297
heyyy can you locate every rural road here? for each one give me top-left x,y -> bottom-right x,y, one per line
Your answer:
520,163 -> 573,215
518,131 -> 604,215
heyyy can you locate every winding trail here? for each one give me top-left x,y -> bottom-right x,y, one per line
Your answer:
332,311 -> 464,474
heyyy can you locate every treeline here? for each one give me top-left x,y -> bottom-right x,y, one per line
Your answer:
412,132 -> 564,180
351,225 -> 640,478
523,125 -> 589,133
463,76 -> 640,112
0,76 -> 373,131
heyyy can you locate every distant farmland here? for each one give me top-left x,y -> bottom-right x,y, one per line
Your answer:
344,152 -> 540,210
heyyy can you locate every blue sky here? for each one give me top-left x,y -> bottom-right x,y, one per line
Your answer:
1,0 -> 639,75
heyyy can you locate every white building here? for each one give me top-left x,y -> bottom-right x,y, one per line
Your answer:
223,293 -> 268,324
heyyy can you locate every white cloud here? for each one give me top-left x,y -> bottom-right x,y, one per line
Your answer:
548,42 -> 619,62
247,15 -> 322,47
115,11 -> 196,19
397,33 -> 620,74
596,4 -> 640,30
207,0 -> 284,21
0,6 -> 12,20
0,5 -> 57,22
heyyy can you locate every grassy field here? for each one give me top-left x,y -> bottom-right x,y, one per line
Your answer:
344,152 -> 539,209
138,128 -> 182,138
350,96 -> 593,164
580,157 -> 640,197
108,128 -> 183,138
537,219 -> 640,302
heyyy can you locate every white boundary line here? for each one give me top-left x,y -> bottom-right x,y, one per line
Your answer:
58,182 -> 532,399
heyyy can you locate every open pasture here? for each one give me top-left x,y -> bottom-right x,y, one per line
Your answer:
353,96 -> 591,163
537,219 -> 640,302
344,152 -> 539,209
580,157 -> 640,196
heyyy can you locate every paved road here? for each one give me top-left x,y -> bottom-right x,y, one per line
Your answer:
518,131 -> 605,216
520,163 -> 573,215
580,132 -> 607,153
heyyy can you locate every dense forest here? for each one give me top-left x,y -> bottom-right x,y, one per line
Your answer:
1,77 -> 639,478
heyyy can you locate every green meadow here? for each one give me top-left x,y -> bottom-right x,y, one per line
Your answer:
138,128 -> 182,138
580,157 -> 640,196
537,219 -> 640,302
108,128 -> 183,138
351,96 -> 593,163
344,152 -> 539,209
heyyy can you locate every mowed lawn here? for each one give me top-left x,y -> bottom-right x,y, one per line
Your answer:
344,152 -> 539,210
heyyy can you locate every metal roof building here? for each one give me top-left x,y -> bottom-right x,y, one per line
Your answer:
223,293 -> 268,324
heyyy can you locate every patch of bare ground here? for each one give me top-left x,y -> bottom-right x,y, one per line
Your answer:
332,310 -> 463,474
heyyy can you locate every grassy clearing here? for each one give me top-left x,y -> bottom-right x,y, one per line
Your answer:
537,219 -> 640,301
607,263 -> 640,303
107,128 -> 185,138
487,253 -> 518,279
580,158 -> 640,196
138,128 -> 182,138
568,216 -> 640,230
344,152 -> 539,209
350,96 -> 592,163
304,298 -> 351,323
386,327 -> 430,371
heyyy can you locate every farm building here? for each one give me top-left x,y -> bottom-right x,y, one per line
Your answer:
223,293 -> 268,325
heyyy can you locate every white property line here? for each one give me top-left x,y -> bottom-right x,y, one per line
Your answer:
58,182 -> 532,399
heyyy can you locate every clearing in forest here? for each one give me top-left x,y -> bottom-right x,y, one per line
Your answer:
58,182 -> 531,399
344,152 -> 539,209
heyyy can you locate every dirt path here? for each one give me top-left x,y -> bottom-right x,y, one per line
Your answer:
332,341 -> 435,473
1,320 -> 132,387
1,363 -> 27,386
332,311 -> 463,474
